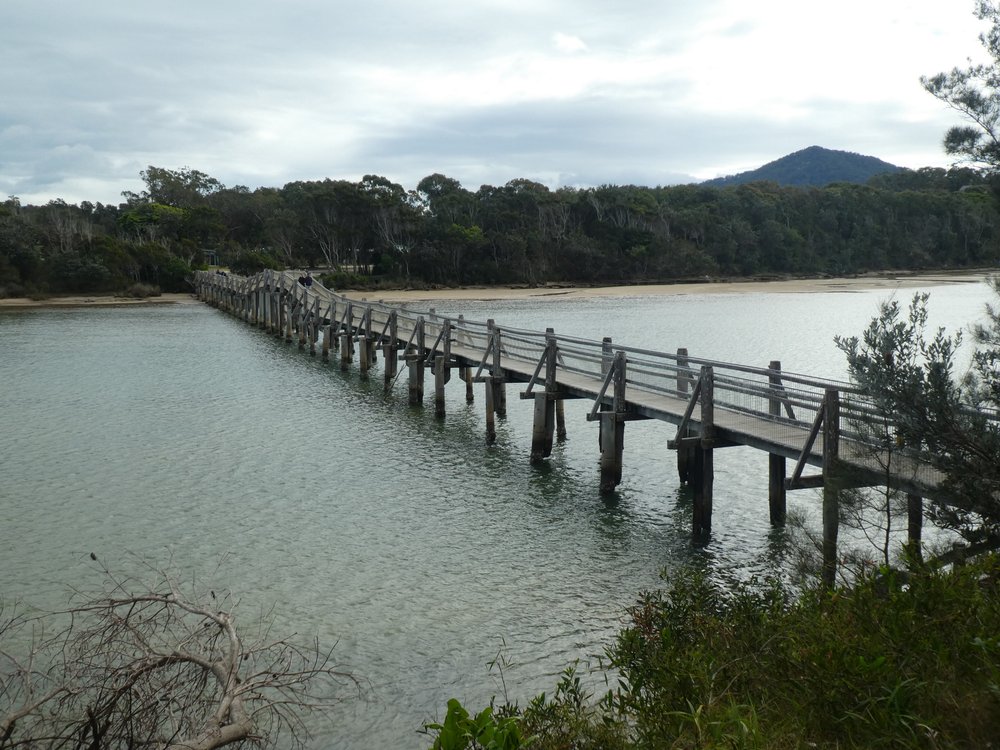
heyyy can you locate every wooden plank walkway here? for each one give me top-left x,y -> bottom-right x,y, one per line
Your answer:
194,269 -> 960,584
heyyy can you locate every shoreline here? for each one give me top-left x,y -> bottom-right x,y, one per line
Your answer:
0,270 -> 992,309
342,270 -> 991,304
0,292 -> 199,309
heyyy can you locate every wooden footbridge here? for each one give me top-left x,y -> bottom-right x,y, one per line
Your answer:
196,270 -> 952,584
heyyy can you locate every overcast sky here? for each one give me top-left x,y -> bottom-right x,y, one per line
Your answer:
1,1 -> 990,205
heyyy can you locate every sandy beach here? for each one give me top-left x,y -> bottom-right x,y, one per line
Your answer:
0,271 -> 990,309
343,271 -> 990,305
0,292 -> 199,309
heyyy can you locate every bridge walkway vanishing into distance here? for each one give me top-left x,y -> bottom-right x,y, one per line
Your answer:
195,269 -> 964,584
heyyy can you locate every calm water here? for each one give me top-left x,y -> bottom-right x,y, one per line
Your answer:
0,279 -> 991,747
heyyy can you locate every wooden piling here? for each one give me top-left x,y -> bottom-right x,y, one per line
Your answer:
822,388 -> 841,588
359,331 -> 370,376
530,329 -> 559,462
484,376 -> 496,444
556,399 -> 566,441
434,355 -> 447,417
340,303 -> 353,371
599,351 -> 627,492
284,297 -> 293,343
691,366 -> 714,536
408,345 -> 424,405
530,393 -> 556,463
768,360 -> 787,524
298,298 -> 307,349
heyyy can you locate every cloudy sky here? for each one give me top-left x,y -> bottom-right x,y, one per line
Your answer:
1,1 -> 990,205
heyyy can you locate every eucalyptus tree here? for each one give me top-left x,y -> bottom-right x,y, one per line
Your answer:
922,1 -> 1000,173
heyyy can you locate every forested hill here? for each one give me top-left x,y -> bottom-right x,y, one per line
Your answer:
0,165 -> 996,298
702,146 -> 903,187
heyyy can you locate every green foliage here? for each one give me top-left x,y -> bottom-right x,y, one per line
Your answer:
835,285 -> 1000,554
228,250 -> 281,276
439,562 -> 1000,749
425,698 -> 531,750
922,2 -> 1000,174
119,282 -> 161,298
5,159 -> 1000,295
319,270 -> 368,289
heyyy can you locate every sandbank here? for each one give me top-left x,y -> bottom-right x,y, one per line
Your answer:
0,292 -> 198,309
343,271 -> 991,304
0,271 -> 990,310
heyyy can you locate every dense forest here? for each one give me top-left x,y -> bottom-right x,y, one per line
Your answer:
0,163 -> 996,297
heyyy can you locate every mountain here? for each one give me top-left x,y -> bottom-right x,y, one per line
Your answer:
701,146 -> 903,188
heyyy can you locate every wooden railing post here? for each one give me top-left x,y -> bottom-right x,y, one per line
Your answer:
490,319 -> 506,418
458,315 -> 474,403
341,303 -> 353,371
530,329 -> 558,463
676,347 -> 695,484
408,316 -> 425,405
434,318 -> 452,418
383,310 -> 398,391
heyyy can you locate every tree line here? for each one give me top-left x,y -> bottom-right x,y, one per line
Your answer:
1,164 -> 997,297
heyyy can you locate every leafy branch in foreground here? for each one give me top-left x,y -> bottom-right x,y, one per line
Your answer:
834,281 -> 1000,560
1,557 -> 359,750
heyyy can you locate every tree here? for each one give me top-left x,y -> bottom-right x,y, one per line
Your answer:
922,2 -> 1000,172
124,167 -> 225,208
835,284 -> 1000,561
1,558 -> 357,749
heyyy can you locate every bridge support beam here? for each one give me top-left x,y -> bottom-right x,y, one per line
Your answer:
556,399 -> 567,441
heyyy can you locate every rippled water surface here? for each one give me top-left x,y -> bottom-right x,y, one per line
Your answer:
0,280 -> 991,747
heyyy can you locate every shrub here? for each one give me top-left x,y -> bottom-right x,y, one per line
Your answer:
119,283 -> 162,298
428,559 -> 1000,749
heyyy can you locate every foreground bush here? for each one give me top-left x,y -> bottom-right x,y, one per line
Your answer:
429,558 -> 1000,749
